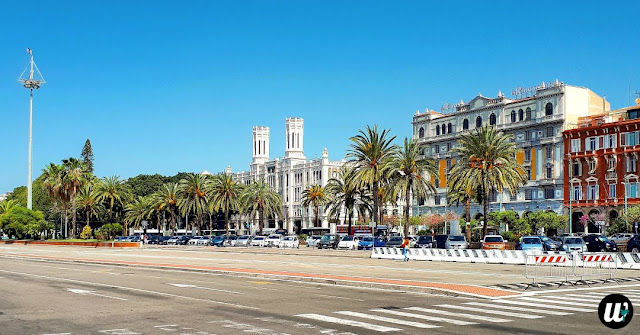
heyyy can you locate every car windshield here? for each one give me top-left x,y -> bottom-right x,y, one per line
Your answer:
268,235 -> 280,239
485,236 -> 503,243
522,237 -> 541,244
565,238 -> 583,244
342,236 -> 354,241
449,236 -> 465,242
284,237 -> 294,240
418,236 -> 432,241
238,236 -> 249,240
253,237 -> 264,240
321,235 -> 334,240
389,237 -> 403,242
361,237 -> 373,242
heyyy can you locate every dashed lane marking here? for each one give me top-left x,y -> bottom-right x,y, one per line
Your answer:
296,314 -> 402,332
335,311 -> 440,329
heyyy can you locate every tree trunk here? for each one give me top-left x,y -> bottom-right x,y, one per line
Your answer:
64,206 -> 69,239
170,206 -> 176,236
258,208 -> 264,235
224,205 -> 230,235
315,205 -> 319,228
347,208 -> 353,236
404,183 -> 411,237
482,185 -> 489,239
465,198 -> 471,242
72,196 -> 77,238
209,213 -> 213,237
372,179 -> 379,225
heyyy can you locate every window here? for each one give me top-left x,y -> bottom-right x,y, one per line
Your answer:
463,119 -> 469,130
525,130 -> 530,141
546,127 -> 554,138
605,134 -> 616,149
418,127 -> 424,138
589,159 -> 597,173
572,161 -> 581,177
587,185 -> 598,200
572,186 -> 582,200
489,114 -> 496,125
525,189 -> 532,200
571,139 -> 581,152
436,126 -> 440,136
587,137 -> 597,151
446,159 -> 452,172
489,189 -> 497,202
544,187 -> 554,199
510,193 -> 517,201
435,145 -> 440,154
609,184 -> 616,199
546,146 -> 553,159
546,165 -> 553,179
608,157 -> 616,171
628,155 -> 637,172
519,109 -> 524,121
626,132 -> 638,146
545,103 -> 553,116
511,110 -> 516,122
434,195 -> 441,205
525,166 -> 532,180
476,116 -> 482,128
524,148 -> 531,162
628,182 -> 639,198
446,142 -> 451,152
525,107 -> 531,120
447,123 -> 452,133
441,124 -> 446,135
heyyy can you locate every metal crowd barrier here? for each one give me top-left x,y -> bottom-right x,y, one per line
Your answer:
574,253 -> 618,285
524,254 -> 575,289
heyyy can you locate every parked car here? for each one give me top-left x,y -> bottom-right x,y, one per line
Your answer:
316,234 -> 341,249
114,236 -> 126,242
517,236 -> 544,252
177,236 -> 191,245
337,235 -> 359,250
223,235 -> 238,247
265,234 -> 283,247
235,235 -> 252,247
129,235 -> 141,242
583,234 -> 618,252
188,236 -> 205,245
610,233 -> 635,245
414,235 -> 434,248
386,236 -> 405,248
534,235 -> 563,251
166,236 -> 180,245
374,236 -> 387,247
445,235 -> 468,249
358,235 -> 374,250
627,235 -> 640,253
482,235 -> 506,250
250,236 -> 265,247
210,235 -> 229,247
279,235 -> 300,248
305,235 -> 322,247
158,236 -> 171,245
434,235 -> 449,249
147,235 -> 160,244
197,236 -> 212,245
560,236 -> 587,252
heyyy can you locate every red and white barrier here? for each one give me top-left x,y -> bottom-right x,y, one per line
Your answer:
534,255 -> 567,263
582,254 -> 613,262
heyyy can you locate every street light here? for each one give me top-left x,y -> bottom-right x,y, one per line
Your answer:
18,48 -> 45,210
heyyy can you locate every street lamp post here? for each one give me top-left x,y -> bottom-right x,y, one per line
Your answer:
18,48 -> 45,210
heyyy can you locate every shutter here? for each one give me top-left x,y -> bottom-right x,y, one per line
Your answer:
599,136 -> 604,149
621,133 -> 626,146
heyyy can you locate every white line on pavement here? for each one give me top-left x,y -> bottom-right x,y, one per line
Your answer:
404,307 -> 510,323
296,314 -> 402,332
463,302 -> 572,316
336,311 -> 440,329
0,269 -> 258,310
371,308 -> 477,325
166,283 -> 242,294
491,299 -> 595,313
544,296 -> 601,303
435,304 -> 544,319
516,297 -> 594,307
316,294 -> 364,302
66,288 -> 128,301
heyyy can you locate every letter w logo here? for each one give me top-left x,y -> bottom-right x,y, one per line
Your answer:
603,302 -> 629,323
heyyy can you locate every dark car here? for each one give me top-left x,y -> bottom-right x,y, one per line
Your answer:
414,235 -> 434,248
627,235 -> 640,253
583,234 -> 618,252
210,235 -> 228,247
374,236 -> 387,247
316,234 -> 341,249
434,234 -> 448,249
534,235 -> 562,251
148,235 -> 161,244
386,236 -> 404,248
158,236 -> 171,245
176,236 -> 191,245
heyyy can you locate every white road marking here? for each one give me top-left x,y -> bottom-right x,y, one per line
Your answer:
371,308 -> 476,325
405,307 -> 510,323
335,311 -> 440,329
491,299 -> 595,312
254,316 -> 357,335
153,324 -> 178,331
98,329 -> 140,334
435,304 -> 543,319
42,333 -> 71,335
316,294 -> 364,302
0,269 -> 258,310
66,288 -> 128,301
167,283 -> 242,294
296,314 -> 402,332
545,296 -> 601,303
463,302 -> 572,316
516,297 -> 594,307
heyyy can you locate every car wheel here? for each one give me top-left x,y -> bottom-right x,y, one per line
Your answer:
632,248 -> 639,253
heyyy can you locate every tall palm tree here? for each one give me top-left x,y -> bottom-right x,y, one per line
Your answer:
239,181 -> 281,235
42,163 -> 69,237
301,184 -> 328,229
388,137 -> 437,237
125,196 -> 153,231
177,173 -> 210,232
449,125 -> 527,237
155,183 -> 179,234
0,199 -> 18,215
96,176 -> 129,223
62,157 -> 88,237
347,125 -> 396,226
77,184 -> 100,229
208,173 -> 243,235
326,165 -> 368,235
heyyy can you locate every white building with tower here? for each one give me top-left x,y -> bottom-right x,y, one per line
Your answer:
230,117 -> 345,235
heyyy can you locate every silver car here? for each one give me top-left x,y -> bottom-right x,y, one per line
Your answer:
235,235 -> 252,247
560,236 -> 587,252
445,235 -> 468,249
306,235 -> 321,247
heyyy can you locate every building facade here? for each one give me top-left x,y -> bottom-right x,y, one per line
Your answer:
230,118 -> 345,234
563,103 -> 640,233
412,80 -> 609,225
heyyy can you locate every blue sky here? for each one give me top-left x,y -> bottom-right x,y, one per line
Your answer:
1,1 -> 639,193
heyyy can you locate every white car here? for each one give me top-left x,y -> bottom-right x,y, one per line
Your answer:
306,235 -> 321,247
223,235 -> 238,247
610,233 -> 634,245
197,236 -> 211,245
235,235 -> 252,247
265,234 -> 283,247
279,235 -> 300,248
337,235 -> 359,250
445,235 -> 469,249
187,236 -> 205,245
250,236 -> 265,247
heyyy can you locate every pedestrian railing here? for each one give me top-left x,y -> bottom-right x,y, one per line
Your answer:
524,254 -> 575,290
574,253 -> 618,285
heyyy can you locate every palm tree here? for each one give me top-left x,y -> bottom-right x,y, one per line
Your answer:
239,181 -> 281,235
125,196 -> 153,231
96,176 -> 129,223
208,173 -> 243,235
0,199 -> 18,215
326,165 -> 367,235
77,184 -> 100,229
301,184 -> 328,229
62,157 -> 88,237
347,125 -> 396,226
42,163 -> 69,237
388,137 -> 437,237
177,173 -> 210,232
449,125 -> 527,238
155,183 -> 179,235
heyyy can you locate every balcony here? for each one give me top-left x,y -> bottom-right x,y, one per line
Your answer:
606,171 -> 618,180
536,113 -> 564,124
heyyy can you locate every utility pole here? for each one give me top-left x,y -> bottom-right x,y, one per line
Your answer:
18,48 -> 45,210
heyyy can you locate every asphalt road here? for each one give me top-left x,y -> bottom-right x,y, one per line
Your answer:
1,254 -> 638,334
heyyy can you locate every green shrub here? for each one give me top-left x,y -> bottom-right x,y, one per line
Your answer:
298,234 -> 307,242
416,230 -> 430,236
80,225 -> 92,240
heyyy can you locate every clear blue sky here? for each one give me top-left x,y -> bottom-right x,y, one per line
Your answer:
1,1 -> 639,193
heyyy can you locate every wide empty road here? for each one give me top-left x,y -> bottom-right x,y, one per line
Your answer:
1,251 -> 638,334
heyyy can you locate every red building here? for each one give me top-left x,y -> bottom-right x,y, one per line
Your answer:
562,104 -> 640,233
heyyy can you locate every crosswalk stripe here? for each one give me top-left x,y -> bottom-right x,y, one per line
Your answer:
463,302 -> 572,316
435,304 -> 543,319
548,296 -> 600,303
335,311 -> 440,329
517,297 -> 594,307
371,308 -> 476,325
586,291 -> 640,298
405,307 -> 511,323
296,314 -> 402,332
491,299 -> 596,313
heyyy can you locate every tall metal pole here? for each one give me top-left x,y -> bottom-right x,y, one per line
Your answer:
27,87 -> 33,209
625,180 -> 628,229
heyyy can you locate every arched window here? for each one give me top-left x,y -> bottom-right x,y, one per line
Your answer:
511,110 -> 516,122
525,107 -> 531,120
476,116 -> 482,128
436,126 -> 440,136
489,113 -> 496,125
418,127 -> 424,138
447,123 -> 452,133
518,109 -> 524,121
441,124 -> 446,134
463,119 -> 469,130
545,103 -> 553,116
